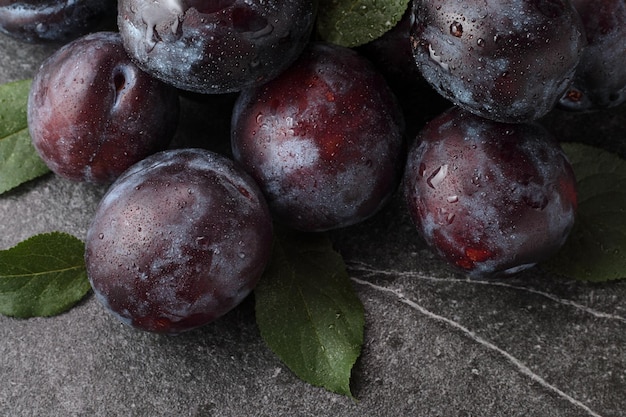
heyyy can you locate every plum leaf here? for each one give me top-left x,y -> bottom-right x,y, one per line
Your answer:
0,232 -> 91,318
317,0 -> 412,47
255,227 -> 364,397
542,143 -> 626,282
0,79 -> 49,194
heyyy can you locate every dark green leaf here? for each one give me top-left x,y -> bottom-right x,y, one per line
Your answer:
317,0 -> 412,47
255,228 -> 364,397
542,143 -> 626,282
0,232 -> 90,317
0,79 -> 50,194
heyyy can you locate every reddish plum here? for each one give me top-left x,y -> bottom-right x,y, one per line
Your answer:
28,31 -> 179,184
231,42 -> 405,232
404,107 -> 577,278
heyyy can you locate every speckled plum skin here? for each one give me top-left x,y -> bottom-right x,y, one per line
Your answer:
404,107 -> 577,278
117,0 -> 317,94
559,0 -> 626,111
27,31 -> 180,184
85,148 -> 273,334
410,0 -> 586,123
0,0 -> 115,43
231,42 -> 405,232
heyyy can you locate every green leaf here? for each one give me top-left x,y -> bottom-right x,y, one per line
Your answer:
542,143 -> 626,282
0,79 -> 50,194
317,0 -> 412,47
0,232 -> 91,318
255,228 -> 364,397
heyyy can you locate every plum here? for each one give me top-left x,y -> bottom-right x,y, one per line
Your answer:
410,0 -> 586,123
85,148 -> 273,334
0,0 -> 115,43
404,106 -> 577,278
28,31 -> 180,184
231,42 -> 405,232
117,0 -> 318,94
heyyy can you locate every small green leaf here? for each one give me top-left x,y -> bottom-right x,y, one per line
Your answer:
0,79 -> 50,194
317,0 -> 412,47
0,232 -> 91,318
255,228 -> 364,397
542,143 -> 626,282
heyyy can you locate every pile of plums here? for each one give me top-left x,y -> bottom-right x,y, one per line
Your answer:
4,0 -> 625,333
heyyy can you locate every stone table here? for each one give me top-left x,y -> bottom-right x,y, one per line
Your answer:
1,32 -> 625,417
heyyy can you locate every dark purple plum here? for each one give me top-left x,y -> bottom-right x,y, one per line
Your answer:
231,42 -> 405,232
85,148 -> 273,335
117,0 -> 317,94
559,0 -> 626,111
404,106 -> 577,278
410,0 -> 586,123
28,31 -> 180,184
0,0 -> 115,43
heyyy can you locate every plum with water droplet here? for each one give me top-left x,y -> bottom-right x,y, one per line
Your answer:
0,0 -> 116,43
231,42 -> 405,232
410,0 -> 586,122
85,148 -> 273,334
404,106 -> 577,278
559,0 -> 626,111
27,31 -> 179,183
117,0 -> 318,94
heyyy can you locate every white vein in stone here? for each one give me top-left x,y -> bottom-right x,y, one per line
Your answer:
348,262 -> 626,324
351,277 -> 605,417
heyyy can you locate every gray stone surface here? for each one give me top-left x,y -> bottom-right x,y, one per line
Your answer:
1,32 -> 626,417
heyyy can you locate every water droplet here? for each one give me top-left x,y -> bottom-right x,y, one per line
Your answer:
447,195 -> 459,203
238,253 -> 246,259
98,233 -> 104,240
427,164 -> 449,189
450,21 -> 463,37
477,38 -> 485,47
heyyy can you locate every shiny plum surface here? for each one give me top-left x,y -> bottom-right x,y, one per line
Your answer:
231,42 -> 405,232
404,107 -> 578,278
410,0 -> 586,123
85,148 -> 273,334
27,31 -> 180,184
0,0 -> 115,43
118,0 -> 317,94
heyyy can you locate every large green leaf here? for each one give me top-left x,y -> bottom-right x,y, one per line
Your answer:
255,228 -> 364,397
0,232 -> 91,317
0,79 -> 50,194
543,143 -> 626,281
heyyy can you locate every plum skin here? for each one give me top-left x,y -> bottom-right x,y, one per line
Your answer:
231,42 -> 406,232
85,148 -> 274,334
559,0 -> 626,111
27,31 -> 180,184
410,0 -> 586,123
0,0 -> 115,43
403,107 -> 577,278
117,0 -> 318,94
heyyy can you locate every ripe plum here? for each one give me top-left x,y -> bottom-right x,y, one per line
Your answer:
404,107 -> 578,278
28,31 -> 180,184
85,148 -> 273,334
559,0 -> 626,110
117,0 -> 317,94
410,0 -> 586,123
231,42 -> 405,232
0,0 -> 115,43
